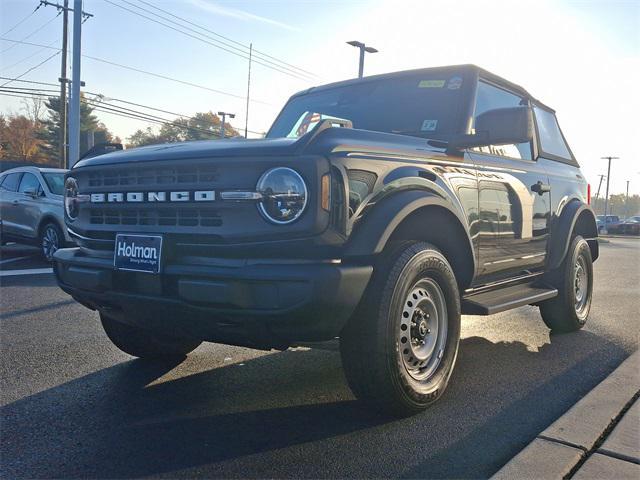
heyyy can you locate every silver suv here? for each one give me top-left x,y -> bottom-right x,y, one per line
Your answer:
0,166 -> 73,260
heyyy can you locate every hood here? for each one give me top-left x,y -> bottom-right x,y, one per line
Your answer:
72,128 -> 446,169
73,137 -> 299,168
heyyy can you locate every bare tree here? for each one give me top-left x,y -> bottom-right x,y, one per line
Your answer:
21,95 -> 45,126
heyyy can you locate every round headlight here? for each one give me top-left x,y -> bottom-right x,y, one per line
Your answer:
64,177 -> 79,220
256,167 -> 308,224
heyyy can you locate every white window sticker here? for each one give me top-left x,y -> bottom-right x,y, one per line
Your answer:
421,119 -> 438,132
447,76 -> 463,90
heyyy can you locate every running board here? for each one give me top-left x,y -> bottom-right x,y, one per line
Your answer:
461,283 -> 558,315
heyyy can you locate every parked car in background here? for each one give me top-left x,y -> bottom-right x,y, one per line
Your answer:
621,216 -> 640,235
0,166 -> 73,260
596,215 -> 622,233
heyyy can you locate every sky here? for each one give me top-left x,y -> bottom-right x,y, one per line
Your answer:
1,0 -> 639,194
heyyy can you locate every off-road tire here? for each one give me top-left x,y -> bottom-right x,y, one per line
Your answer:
100,313 -> 202,359
539,235 -> 593,333
40,222 -> 63,262
340,241 -> 461,417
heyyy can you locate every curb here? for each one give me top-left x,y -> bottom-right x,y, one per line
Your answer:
599,235 -> 640,240
492,350 -> 639,479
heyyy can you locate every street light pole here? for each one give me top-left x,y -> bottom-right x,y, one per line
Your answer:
217,111 -> 235,139
346,41 -> 378,78
601,156 -> 619,233
244,43 -> 252,139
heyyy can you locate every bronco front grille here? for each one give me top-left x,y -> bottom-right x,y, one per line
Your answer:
87,164 -> 219,188
88,207 -> 222,227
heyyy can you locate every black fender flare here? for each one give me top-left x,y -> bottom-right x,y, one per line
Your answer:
547,200 -> 598,270
343,189 -> 476,276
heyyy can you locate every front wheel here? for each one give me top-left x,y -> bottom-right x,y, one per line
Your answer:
100,313 -> 202,359
340,242 -> 461,417
539,235 -> 593,332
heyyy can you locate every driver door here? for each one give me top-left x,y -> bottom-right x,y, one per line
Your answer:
469,80 -> 551,283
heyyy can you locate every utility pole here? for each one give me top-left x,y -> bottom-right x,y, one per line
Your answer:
595,174 -> 606,214
625,180 -> 630,219
217,112 -> 235,139
244,43 -> 252,139
595,174 -> 606,200
68,0 -> 82,166
59,0 -> 69,168
40,0 -> 92,167
601,156 -> 619,234
346,41 -> 378,78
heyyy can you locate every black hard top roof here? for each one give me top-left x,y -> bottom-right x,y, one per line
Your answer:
292,64 -> 555,113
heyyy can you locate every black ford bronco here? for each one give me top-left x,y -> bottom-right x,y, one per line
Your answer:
55,65 -> 598,416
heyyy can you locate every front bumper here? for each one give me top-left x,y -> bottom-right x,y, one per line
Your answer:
53,248 -> 372,348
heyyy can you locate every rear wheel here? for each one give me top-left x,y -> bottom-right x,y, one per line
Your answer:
340,242 -> 461,417
100,313 -> 202,359
40,222 -> 62,261
539,235 -> 593,332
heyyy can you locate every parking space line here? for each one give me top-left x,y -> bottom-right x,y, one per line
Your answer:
0,268 -> 53,277
0,256 -> 32,265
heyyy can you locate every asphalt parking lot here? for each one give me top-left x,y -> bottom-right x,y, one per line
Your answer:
1,238 -> 638,479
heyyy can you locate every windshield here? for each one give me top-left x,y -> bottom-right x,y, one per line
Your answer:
42,172 -> 65,195
268,72 -> 468,139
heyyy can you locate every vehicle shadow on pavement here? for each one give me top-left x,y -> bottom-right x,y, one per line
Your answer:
0,331 -> 628,479
400,331 -> 628,479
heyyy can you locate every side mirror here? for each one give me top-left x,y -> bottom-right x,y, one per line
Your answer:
448,106 -> 533,152
23,187 -> 39,198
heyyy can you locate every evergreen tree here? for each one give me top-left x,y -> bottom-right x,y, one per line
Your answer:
40,94 -> 115,164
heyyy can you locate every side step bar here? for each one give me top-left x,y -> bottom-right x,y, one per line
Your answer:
461,283 -> 558,315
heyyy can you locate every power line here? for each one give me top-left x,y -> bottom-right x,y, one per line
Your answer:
2,84 -> 263,135
1,38 -> 59,71
1,4 -> 42,36
0,85 -> 58,93
0,89 -> 236,138
87,93 -> 265,135
0,50 -> 61,87
0,86 -> 257,137
0,37 -> 274,105
0,76 -> 58,87
81,53 -> 271,104
113,0 -> 313,81
103,0 -> 313,82
133,0 -> 317,79
1,13 -> 60,54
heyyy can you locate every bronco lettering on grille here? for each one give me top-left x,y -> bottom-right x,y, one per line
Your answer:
90,191 -> 216,203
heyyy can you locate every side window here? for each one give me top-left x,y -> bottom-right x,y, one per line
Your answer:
0,173 -> 22,192
473,81 -> 532,160
533,106 -> 572,160
18,173 -> 42,195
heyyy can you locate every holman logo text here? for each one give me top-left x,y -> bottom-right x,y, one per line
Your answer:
117,241 -> 158,260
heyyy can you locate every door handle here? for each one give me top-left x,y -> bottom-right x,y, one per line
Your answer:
531,181 -> 551,195
11,199 -> 20,205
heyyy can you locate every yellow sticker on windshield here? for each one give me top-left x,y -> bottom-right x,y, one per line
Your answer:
418,80 -> 446,88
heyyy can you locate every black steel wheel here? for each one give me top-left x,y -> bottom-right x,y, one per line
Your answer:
539,235 -> 593,332
340,242 -> 461,417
